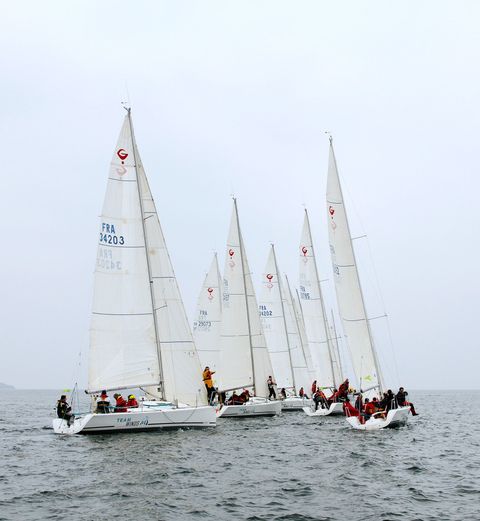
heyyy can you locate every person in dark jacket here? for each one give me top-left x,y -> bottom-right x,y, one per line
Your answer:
396,387 -> 418,415
56,395 -> 74,426
96,390 -> 110,413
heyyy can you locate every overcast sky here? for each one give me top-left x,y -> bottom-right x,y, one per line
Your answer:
1,1 -> 478,390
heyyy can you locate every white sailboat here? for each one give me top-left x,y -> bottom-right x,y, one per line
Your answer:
216,199 -> 281,418
193,253 -> 222,373
299,210 -> 345,417
259,245 -> 312,411
53,110 -> 216,434
326,137 -> 409,430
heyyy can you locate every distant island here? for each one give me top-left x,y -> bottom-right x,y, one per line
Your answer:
0,382 -> 15,390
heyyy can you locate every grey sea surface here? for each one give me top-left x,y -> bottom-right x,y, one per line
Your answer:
0,390 -> 478,521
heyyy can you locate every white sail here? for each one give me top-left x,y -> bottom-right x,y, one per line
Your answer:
259,246 -> 295,390
219,199 -> 274,397
298,210 -> 337,390
88,115 -> 161,393
89,112 -> 206,406
326,138 -> 383,393
193,253 -> 222,373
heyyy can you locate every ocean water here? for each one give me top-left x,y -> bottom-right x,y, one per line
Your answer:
0,390 -> 478,521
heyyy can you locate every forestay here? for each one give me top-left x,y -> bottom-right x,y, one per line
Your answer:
193,253 -> 222,372
88,112 -> 206,406
326,138 -> 384,393
219,200 -> 274,397
298,210 -> 339,389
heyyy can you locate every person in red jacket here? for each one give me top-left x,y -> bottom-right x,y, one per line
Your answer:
113,393 -> 128,412
363,398 -> 376,419
311,380 -> 317,396
127,394 -> 138,408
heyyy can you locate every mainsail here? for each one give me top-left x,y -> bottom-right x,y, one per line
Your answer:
218,199 -> 274,397
298,210 -> 339,389
193,253 -> 222,372
88,111 -> 206,406
326,138 -> 384,393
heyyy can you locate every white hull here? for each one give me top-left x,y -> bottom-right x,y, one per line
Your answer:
345,406 -> 411,430
281,397 -> 313,411
216,400 -> 282,418
53,405 -> 216,435
302,401 -> 344,417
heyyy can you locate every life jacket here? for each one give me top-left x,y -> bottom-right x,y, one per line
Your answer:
115,397 -> 128,412
127,399 -> 138,408
364,402 -> 376,415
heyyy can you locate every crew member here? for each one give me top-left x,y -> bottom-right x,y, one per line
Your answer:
56,395 -> 74,426
113,393 -> 128,412
396,387 -> 418,416
267,376 -> 276,400
96,390 -> 110,413
203,366 -> 216,403
127,394 -> 139,408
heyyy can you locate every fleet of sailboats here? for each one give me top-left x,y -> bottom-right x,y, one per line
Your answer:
53,112 -> 413,434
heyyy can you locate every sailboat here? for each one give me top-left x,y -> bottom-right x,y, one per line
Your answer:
298,210 -> 344,416
326,137 -> 410,430
53,110 -> 216,434
259,245 -> 312,411
193,253 -> 222,373
216,199 -> 282,418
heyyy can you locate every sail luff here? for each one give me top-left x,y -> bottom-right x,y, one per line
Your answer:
327,138 -> 384,393
127,110 -> 165,398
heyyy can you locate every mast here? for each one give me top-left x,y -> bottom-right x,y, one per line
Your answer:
233,198 -> 256,394
271,244 -> 296,393
304,208 -> 337,387
127,108 -> 165,399
329,137 -> 383,393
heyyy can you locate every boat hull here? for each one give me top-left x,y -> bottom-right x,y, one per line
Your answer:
302,401 -> 344,417
52,406 -> 216,435
345,406 -> 411,430
216,400 -> 282,418
281,397 -> 313,411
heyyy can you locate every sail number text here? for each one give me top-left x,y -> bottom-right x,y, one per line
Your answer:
99,223 -> 125,245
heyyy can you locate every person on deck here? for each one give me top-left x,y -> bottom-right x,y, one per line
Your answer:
337,379 -> 349,400
127,395 -> 139,408
396,387 -> 418,416
383,389 -> 396,412
57,395 -> 74,426
299,387 -> 308,399
202,367 -> 216,404
311,380 -> 317,397
239,389 -> 251,403
313,388 -> 328,411
343,397 -> 360,417
96,390 -> 110,413
267,376 -> 276,400
113,393 -> 128,413
280,388 -> 287,400
363,398 -> 376,420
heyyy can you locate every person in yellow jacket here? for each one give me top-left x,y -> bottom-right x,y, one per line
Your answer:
202,366 -> 216,403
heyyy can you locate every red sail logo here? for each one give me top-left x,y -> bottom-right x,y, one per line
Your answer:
329,206 -> 335,216
266,274 -> 273,281
228,249 -> 235,258
117,149 -> 128,162
301,246 -> 308,256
